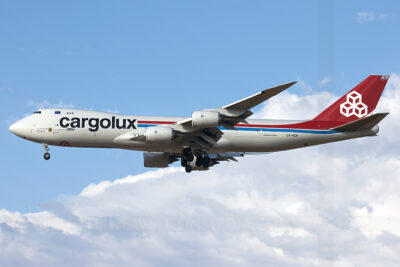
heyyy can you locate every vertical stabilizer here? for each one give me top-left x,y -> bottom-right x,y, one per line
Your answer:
313,75 -> 389,123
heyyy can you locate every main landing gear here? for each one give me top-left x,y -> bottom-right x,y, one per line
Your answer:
181,148 -> 211,173
197,155 -> 211,168
181,149 -> 192,173
42,143 -> 50,160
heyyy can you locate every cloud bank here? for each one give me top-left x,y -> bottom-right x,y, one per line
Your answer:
1,76 -> 400,266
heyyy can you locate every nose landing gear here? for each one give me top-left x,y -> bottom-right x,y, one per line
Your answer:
42,143 -> 50,160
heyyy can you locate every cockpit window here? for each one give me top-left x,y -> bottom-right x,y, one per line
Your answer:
33,111 -> 42,114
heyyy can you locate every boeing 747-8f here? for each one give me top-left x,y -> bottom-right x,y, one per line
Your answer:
9,75 -> 389,173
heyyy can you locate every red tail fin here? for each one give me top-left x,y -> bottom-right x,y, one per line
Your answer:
313,75 -> 389,123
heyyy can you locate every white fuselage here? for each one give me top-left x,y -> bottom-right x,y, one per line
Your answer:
9,109 -> 377,154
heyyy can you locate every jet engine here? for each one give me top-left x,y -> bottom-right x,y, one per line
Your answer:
143,152 -> 175,167
145,126 -> 177,143
191,110 -> 221,128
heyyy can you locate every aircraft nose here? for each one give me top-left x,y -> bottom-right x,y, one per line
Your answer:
9,121 -> 25,137
9,122 -> 18,134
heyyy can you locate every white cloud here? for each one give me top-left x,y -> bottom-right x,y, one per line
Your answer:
319,76 -> 331,86
351,195 -> 400,238
357,12 -> 387,23
296,76 -> 313,94
0,209 -> 80,235
1,75 -> 400,266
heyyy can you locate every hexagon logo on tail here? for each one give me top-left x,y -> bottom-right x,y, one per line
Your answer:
340,91 -> 368,118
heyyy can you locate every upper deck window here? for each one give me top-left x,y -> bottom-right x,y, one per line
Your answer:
33,111 -> 42,114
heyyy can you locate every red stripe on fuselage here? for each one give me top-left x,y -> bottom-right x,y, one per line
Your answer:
138,121 -> 175,125
137,120 -> 344,130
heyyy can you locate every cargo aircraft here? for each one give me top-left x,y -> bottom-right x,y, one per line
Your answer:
9,75 -> 389,173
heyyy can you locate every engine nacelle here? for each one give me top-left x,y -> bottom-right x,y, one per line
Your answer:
145,126 -> 177,143
143,152 -> 174,168
191,110 -> 221,128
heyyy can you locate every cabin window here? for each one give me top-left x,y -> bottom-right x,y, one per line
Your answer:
33,111 -> 41,114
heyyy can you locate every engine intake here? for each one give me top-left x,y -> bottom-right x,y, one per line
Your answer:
192,110 -> 221,128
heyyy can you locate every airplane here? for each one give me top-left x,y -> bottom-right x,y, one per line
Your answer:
9,75 -> 389,173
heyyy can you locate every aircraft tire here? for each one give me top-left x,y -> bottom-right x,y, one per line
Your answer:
181,159 -> 188,167
195,156 -> 203,167
202,156 -> 210,168
186,154 -> 194,162
44,152 -> 50,160
185,165 -> 192,173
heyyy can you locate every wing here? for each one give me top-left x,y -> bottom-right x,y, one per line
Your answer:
176,81 -> 296,130
222,81 -> 297,110
172,81 -> 296,149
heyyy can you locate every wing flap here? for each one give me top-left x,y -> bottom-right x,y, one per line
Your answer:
208,152 -> 245,162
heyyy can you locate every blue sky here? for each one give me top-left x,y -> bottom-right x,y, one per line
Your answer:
0,0 -> 398,213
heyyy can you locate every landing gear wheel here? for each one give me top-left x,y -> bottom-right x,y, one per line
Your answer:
195,156 -> 204,167
202,156 -> 211,168
186,154 -> 194,162
181,159 -> 188,167
42,143 -> 50,160
44,152 -> 50,160
182,148 -> 194,162
185,165 -> 192,173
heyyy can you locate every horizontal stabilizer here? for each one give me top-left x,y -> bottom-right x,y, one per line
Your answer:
331,113 -> 389,132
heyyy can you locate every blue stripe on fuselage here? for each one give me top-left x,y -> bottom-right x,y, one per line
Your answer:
232,127 -> 336,134
137,124 -> 337,135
